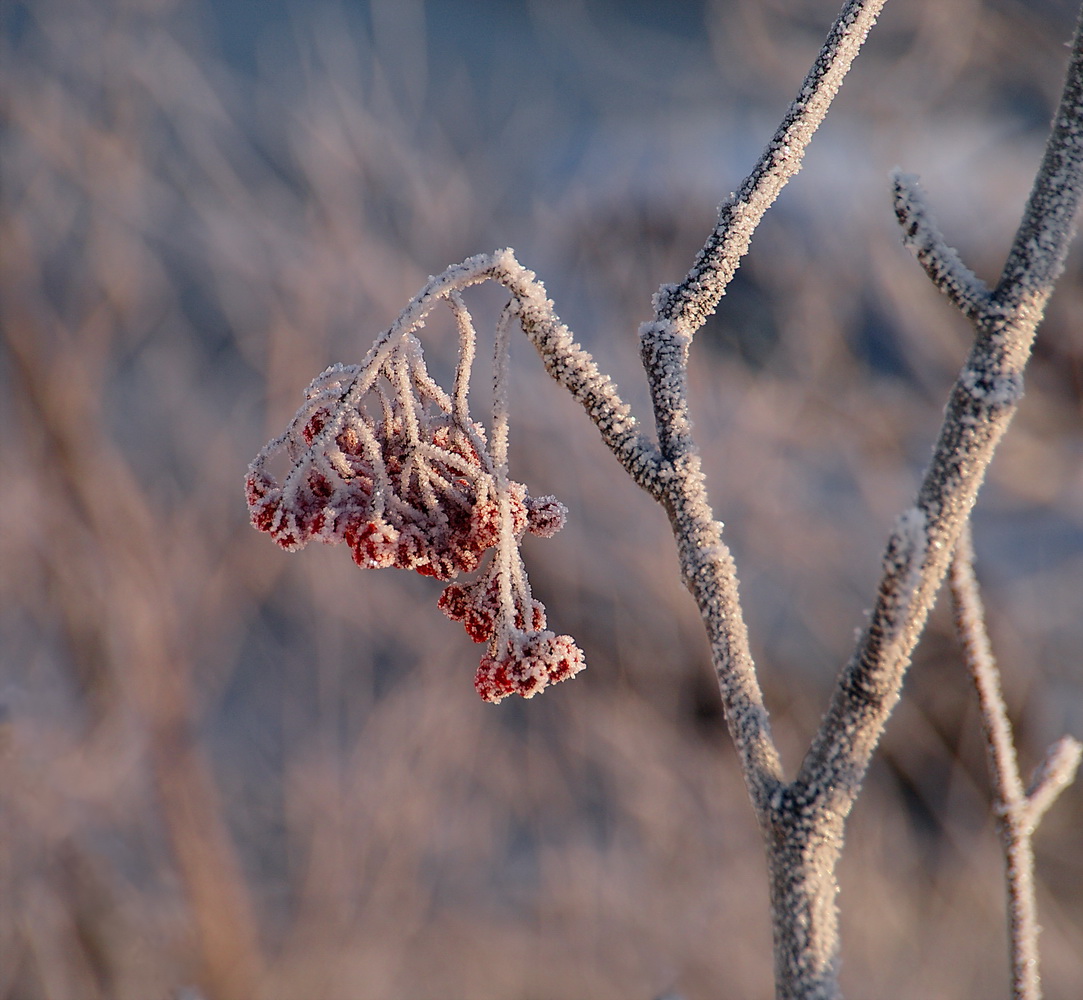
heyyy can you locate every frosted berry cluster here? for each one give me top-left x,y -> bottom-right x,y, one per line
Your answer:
437,547 -> 585,702
246,318 -> 584,703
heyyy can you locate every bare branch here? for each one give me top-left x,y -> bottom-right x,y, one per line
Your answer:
892,172 -> 993,319
666,473 -> 785,801
653,0 -> 888,337
801,6 -> 1083,815
243,5 -> 1083,998
489,251 -> 664,491
949,521 -> 1081,1000
1025,735 -> 1082,828
996,12 -> 1083,309
949,523 -> 1027,804
632,1 -> 897,823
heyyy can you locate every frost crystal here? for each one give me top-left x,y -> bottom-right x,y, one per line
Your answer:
246,266 -> 584,702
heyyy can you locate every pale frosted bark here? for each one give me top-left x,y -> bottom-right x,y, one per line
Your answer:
950,522 -> 1082,1000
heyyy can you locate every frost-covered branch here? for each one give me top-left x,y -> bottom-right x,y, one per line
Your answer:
760,9 -> 1083,997
801,5 -> 1083,812
996,22 -> 1083,311
633,0 -> 894,821
949,521 -> 1082,1000
892,173 -> 993,319
628,6 -> 897,835
489,251 -> 663,490
652,0 -> 887,338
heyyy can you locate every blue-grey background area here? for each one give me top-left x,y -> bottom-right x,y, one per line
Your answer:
3,2 -> 1082,998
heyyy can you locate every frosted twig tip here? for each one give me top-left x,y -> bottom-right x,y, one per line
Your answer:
1025,734 -> 1083,824
891,170 -> 992,319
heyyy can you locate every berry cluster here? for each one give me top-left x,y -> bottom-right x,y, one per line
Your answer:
437,546 -> 585,702
246,325 -> 585,703
247,402 -> 504,581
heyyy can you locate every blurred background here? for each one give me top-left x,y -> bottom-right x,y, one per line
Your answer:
2,0 -> 1082,997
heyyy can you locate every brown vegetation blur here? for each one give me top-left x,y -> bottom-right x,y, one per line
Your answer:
2,1 -> 1081,998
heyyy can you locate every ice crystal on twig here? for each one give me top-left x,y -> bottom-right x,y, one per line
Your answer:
246,268 -> 584,702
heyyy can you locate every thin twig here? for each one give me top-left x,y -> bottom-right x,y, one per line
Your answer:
892,173 -> 993,319
950,521 -> 1082,1000
653,0 -> 888,336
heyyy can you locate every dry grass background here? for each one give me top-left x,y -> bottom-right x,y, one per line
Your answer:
2,1 -> 1081,998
